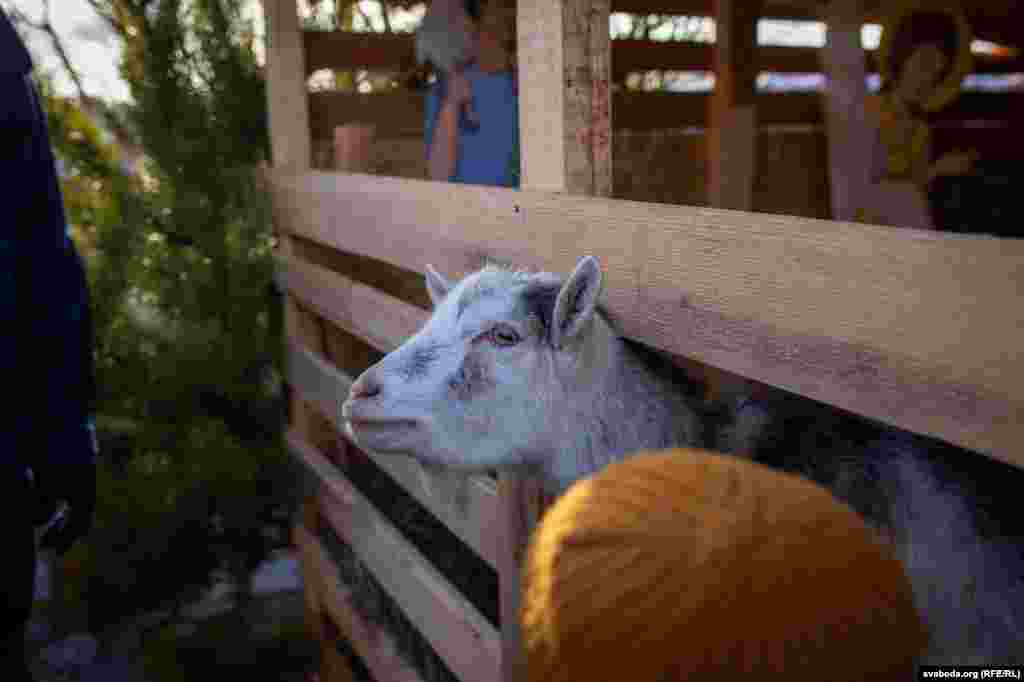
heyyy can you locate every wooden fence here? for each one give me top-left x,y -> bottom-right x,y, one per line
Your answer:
263,1 -> 1024,680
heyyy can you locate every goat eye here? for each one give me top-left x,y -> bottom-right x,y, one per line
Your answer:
488,325 -> 521,346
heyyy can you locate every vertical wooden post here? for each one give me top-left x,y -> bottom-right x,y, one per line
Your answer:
496,476 -> 546,682
707,0 -> 761,210
503,2 -> 611,681
263,0 -> 321,673
518,0 -> 612,195
264,0 -> 312,172
822,0 -> 872,221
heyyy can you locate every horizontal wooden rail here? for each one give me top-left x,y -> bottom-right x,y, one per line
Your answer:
293,520 -> 324,644
295,523 -> 426,682
613,0 -> 819,17
308,90 -> 1024,138
288,433 -> 503,682
304,30 -> 1024,77
605,0 -> 1022,50
269,170 -> 1024,471
285,335 -> 503,568
276,252 -> 425,351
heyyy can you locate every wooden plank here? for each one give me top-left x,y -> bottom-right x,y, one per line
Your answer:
295,524 -> 426,682
308,91 -> 425,140
303,31 -> 1024,78
820,0 -> 872,221
309,90 -> 1024,135
707,0 -> 760,210
306,30 -> 1024,78
610,0 -> 815,18
607,0 -> 1024,49
278,218 -> 334,671
294,512 -> 325,646
288,236 -> 432,309
268,170 -> 1024,471
512,1 -> 612,677
321,641 -> 356,682
517,0 -> 612,194
495,475 -> 546,682
517,0 -> 565,191
289,434 -> 503,682
285,339 -> 504,569
305,30 -> 416,74
264,0 -> 311,171
276,253 -> 426,352
615,92 -> 1024,128
612,90 -> 791,127
929,93 -> 1024,124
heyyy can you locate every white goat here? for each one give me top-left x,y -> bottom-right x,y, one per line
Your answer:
342,255 -> 1024,665
342,256 -> 705,492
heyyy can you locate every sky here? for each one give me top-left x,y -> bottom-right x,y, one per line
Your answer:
3,0 -> 269,102
1,0 -> 422,102
5,0 -> 133,101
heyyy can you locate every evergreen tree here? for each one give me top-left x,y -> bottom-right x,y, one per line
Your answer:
33,0 -> 295,641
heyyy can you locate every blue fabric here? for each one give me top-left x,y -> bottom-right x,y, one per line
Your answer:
424,65 -> 519,188
2,13 -> 97,484
0,11 -> 31,75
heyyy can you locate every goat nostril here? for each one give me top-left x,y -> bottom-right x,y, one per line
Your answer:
350,375 -> 382,401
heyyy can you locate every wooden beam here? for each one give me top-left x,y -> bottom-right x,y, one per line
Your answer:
321,641 -> 357,682
308,90 -> 1024,136
276,253 -> 426,353
291,434 -> 503,682
305,30 -> 415,74
518,0 -> 613,194
606,0 -> 1024,49
296,524 -> 427,682
293,518 -> 326,648
506,1 -> 613,679
707,0 -> 761,210
610,0 -> 813,18
495,475 -> 547,682
820,0 -> 872,221
264,0 -> 311,171
308,91 -> 424,139
303,31 -> 1024,79
278,218 -> 326,656
268,170 -> 1024,472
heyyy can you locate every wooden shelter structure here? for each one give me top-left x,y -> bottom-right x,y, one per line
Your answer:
262,0 -> 1024,679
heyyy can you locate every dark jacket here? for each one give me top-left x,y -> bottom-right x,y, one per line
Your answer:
1,10 -> 97,485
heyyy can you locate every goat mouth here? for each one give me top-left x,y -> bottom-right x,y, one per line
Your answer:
345,417 -> 420,429
344,417 -> 425,453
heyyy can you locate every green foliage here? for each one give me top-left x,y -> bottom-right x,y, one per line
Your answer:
39,0 -> 295,635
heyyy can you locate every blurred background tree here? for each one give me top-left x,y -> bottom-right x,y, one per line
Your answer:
14,0 -> 296,649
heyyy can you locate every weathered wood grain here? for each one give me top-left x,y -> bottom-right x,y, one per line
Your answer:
302,30 -> 1024,78
606,0 -> 1023,49
308,90 -> 1023,138
295,523 -> 427,682
264,0 -> 311,171
707,0 -> 760,210
269,169 -> 1024,471
820,0 -> 872,222
277,254 -> 426,353
495,475 -> 547,682
289,433 -> 503,682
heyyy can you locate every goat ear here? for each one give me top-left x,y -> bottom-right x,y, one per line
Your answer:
425,264 -> 452,307
551,256 -> 603,348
